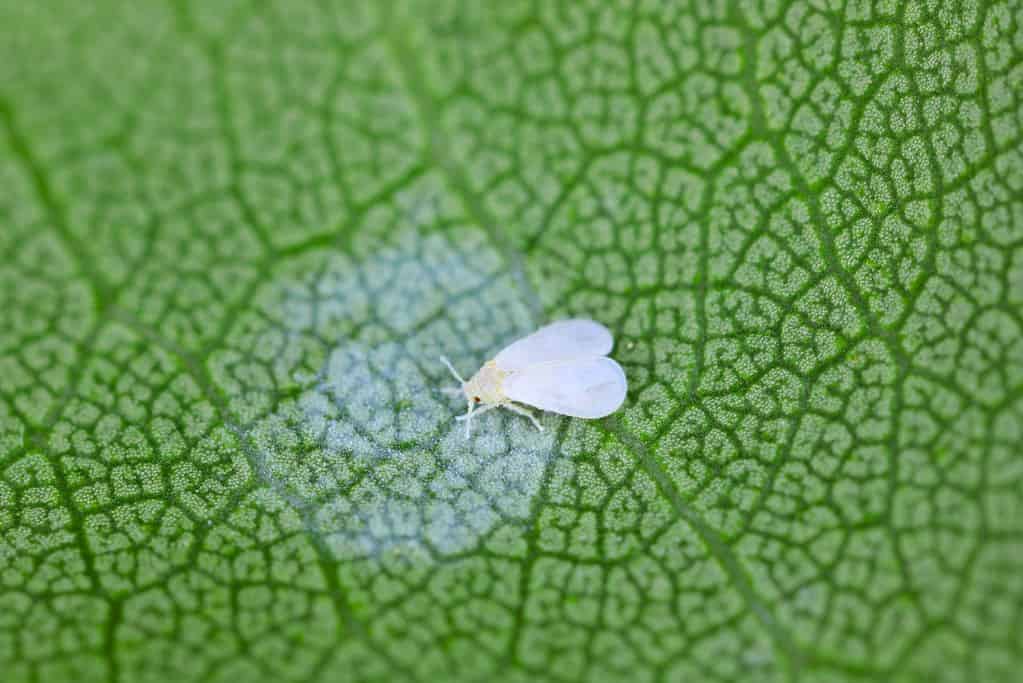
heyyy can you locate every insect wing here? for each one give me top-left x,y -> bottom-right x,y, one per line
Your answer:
503,357 -> 627,418
494,319 -> 614,372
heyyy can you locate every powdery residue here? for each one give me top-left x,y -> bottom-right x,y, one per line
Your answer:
242,231 -> 555,562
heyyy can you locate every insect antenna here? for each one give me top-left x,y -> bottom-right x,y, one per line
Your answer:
439,356 -> 466,384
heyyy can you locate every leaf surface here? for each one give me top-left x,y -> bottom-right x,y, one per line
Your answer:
1,2 -> 1022,682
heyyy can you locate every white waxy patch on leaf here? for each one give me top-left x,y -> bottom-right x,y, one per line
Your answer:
233,230 -> 557,560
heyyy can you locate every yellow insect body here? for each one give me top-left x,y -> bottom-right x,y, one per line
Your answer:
462,361 -> 508,406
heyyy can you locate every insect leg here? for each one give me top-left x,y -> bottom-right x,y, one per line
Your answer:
456,403 -> 498,421
456,405 -> 470,438
457,401 -> 479,439
503,403 -> 544,432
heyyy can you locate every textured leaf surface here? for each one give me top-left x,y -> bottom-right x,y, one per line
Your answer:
2,1 -> 1023,682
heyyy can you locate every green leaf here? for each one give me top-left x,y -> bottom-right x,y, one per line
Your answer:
2,1 -> 1022,682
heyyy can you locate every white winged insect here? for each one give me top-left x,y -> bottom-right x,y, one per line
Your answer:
440,319 -> 628,438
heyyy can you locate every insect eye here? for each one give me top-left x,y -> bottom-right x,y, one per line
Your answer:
474,396 -> 481,403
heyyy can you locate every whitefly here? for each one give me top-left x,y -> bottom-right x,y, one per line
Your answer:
441,318 -> 628,438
